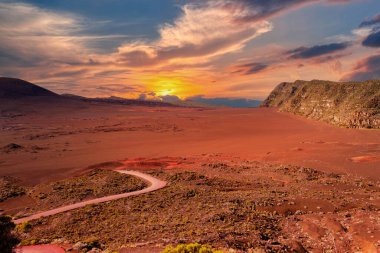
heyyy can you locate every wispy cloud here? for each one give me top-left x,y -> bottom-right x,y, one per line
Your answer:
351,13 -> 380,48
0,2 -> 90,67
0,0 -> 375,100
342,54 -> 380,81
115,0 -> 356,68
231,62 -> 269,75
362,30 -> 380,47
286,42 -> 351,59
115,1 -> 274,67
359,13 -> 380,28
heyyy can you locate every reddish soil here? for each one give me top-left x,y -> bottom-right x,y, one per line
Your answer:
0,105 -> 379,185
16,156 -> 380,253
14,245 -> 65,253
350,155 -> 378,163
1,104 -> 379,252
13,170 -> 166,224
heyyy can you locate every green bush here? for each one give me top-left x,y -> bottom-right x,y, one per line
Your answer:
162,243 -> 223,253
0,215 -> 20,253
16,221 -> 32,233
83,237 -> 102,250
20,238 -> 39,246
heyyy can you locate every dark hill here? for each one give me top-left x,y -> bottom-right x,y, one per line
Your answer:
0,77 -> 58,98
262,80 -> 380,129
0,77 -> 175,110
78,96 -> 176,107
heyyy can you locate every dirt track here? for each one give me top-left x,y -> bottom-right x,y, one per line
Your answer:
13,169 -> 167,224
14,245 -> 66,253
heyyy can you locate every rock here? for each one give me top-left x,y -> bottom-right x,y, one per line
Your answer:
262,80 -> 380,129
73,242 -> 87,250
51,238 -> 65,244
87,248 -> 102,253
2,143 -> 24,153
288,241 -> 308,253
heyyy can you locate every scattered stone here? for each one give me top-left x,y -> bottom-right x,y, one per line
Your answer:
0,176 -> 26,201
87,248 -> 102,253
73,242 -> 87,250
2,143 -> 24,153
289,241 -> 308,253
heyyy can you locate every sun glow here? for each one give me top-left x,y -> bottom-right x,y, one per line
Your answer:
154,80 -> 178,97
144,76 -> 201,99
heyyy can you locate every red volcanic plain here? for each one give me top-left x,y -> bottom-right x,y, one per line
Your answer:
1,101 -> 380,253
0,104 -> 379,184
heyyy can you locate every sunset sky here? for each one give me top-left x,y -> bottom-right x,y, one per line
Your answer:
1,0 -> 380,101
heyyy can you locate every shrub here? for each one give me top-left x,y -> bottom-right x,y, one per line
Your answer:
84,237 -> 102,250
16,221 -> 32,233
0,215 -> 20,253
20,238 -> 39,246
162,243 -> 223,253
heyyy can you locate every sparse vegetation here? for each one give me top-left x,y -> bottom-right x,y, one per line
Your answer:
83,237 -> 103,251
0,176 -> 25,202
26,169 -> 147,212
16,221 -> 32,233
162,243 -> 223,253
18,160 -> 379,252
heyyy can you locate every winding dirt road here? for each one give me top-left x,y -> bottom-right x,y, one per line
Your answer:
14,245 -> 66,253
14,169 -> 167,224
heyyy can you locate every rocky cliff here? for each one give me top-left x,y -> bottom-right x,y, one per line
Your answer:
262,80 -> 380,129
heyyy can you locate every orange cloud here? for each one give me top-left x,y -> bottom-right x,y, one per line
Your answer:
0,0 -> 373,101
115,2 -> 272,67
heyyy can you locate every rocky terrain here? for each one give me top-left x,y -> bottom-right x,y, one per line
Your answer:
262,80 -> 380,129
6,157 -> 378,252
0,166 -> 147,218
0,176 -> 25,202
1,77 -> 379,252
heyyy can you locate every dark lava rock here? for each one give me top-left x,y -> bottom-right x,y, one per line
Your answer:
2,143 -> 24,153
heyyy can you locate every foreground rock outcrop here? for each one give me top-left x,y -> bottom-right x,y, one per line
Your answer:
262,80 -> 380,129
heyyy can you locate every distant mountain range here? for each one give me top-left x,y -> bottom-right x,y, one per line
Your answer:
1,77 -> 379,128
262,80 -> 380,129
0,77 -> 262,108
0,77 -> 177,107
186,96 -> 262,108
62,94 -> 176,107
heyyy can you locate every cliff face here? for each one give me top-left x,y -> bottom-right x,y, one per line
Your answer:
262,80 -> 380,129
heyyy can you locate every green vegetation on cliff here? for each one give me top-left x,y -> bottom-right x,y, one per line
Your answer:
262,80 -> 380,128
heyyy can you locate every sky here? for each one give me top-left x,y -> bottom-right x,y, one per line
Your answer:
0,0 -> 380,101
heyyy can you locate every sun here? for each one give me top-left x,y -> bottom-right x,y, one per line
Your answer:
158,89 -> 173,96
141,75 -> 202,99
146,77 -> 184,98
154,80 -> 178,97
